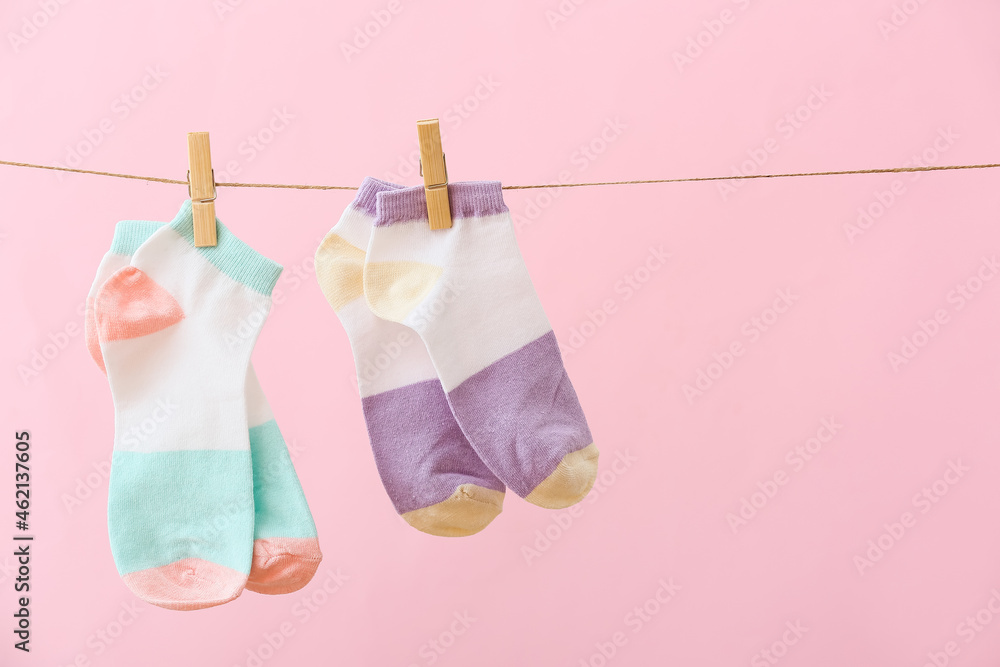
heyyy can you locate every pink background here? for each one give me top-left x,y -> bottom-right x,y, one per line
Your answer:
2,0 -> 1000,665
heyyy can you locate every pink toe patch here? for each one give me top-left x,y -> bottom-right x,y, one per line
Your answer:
96,267 -> 184,342
121,558 -> 246,611
246,537 -> 323,595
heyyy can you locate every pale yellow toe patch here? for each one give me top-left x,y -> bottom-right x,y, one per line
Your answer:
315,234 -> 366,311
525,443 -> 600,509
402,484 -> 505,537
364,260 -> 443,322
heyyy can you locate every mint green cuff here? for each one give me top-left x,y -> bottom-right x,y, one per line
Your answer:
109,220 -> 164,255
168,200 -> 283,296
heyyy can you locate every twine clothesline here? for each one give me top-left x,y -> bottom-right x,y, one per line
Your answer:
0,159 -> 997,191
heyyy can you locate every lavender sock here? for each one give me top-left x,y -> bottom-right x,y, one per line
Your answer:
315,178 -> 505,537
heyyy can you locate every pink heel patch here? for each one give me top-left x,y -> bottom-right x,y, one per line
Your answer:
84,297 -> 106,373
96,267 -> 184,342
246,537 -> 323,595
121,558 -> 246,611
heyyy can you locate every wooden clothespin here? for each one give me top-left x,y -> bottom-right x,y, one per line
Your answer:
187,132 -> 217,247
417,119 -> 452,230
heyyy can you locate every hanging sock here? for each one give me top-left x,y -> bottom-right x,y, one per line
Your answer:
364,181 -> 599,509
86,215 -> 322,597
315,178 -> 505,537
94,202 -> 289,609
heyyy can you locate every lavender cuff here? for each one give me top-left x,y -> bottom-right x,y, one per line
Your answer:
351,177 -> 403,217
375,181 -> 508,226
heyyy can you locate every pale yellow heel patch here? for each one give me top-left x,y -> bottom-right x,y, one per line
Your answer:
315,234 -> 366,311
364,260 -> 443,322
402,484 -> 505,537
525,443 -> 600,509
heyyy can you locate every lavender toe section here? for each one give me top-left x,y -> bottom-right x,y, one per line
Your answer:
447,331 -> 593,498
362,379 -> 505,515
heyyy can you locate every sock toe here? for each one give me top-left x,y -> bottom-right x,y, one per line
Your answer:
402,484 -> 505,537
121,558 -> 246,611
525,443 -> 600,509
246,538 -> 323,595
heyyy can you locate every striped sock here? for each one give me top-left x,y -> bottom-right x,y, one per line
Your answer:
94,202 -> 306,609
364,181 -> 599,509
315,178 -> 505,537
87,214 -> 321,596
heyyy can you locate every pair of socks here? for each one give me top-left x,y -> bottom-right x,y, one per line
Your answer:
86,201 -> 321,610
316,178 -> 598,537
